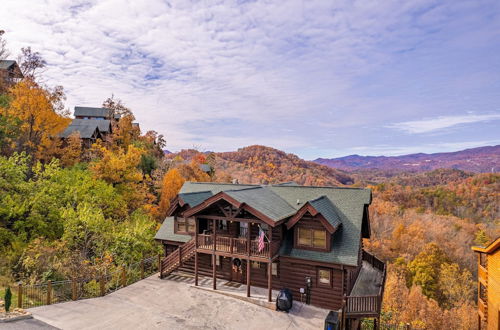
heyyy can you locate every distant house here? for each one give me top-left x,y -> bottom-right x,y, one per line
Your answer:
0,60 -> 23,88
60,120 -> 103,148
472,237 -> 500,330
155,182 -> 386,327
60,106 -> 117,147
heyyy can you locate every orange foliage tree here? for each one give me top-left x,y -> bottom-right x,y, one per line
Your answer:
158,168 -> 185,219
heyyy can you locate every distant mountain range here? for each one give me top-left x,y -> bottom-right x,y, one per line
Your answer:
314,145 -> 500,173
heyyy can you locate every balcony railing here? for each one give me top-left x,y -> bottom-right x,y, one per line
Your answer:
345,250 -> 386,317
196,234 -> 278,258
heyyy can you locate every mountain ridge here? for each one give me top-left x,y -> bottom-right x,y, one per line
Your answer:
314,145 -> 500,173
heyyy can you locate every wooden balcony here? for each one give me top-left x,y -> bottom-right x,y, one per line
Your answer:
196,234 -> 280,259
345,250 -> 386,318
478,264 -> 487,283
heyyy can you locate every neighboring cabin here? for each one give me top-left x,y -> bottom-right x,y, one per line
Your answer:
0,60 -> 23,91
472,237 -> 500,330
155,182 -> 386,328
60,106 -> 118,147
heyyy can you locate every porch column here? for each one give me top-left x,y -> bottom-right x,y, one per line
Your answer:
246,259 -> 251,297
212,254 -> 217,290
246,222 -> 251,297
212,219 -> 217,290
267,262 -> 272,302
195,218 -> 199,286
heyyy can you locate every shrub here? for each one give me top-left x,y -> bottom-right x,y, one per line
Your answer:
4,287 -> 12,312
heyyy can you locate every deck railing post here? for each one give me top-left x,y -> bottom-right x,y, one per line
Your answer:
72,278 -> 77,300
17,283 -> 22,308
158,254 -> 162,278
46,280 -> 52,305
121,266 -> 126,287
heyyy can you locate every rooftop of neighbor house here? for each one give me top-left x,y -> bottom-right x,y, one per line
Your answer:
155,181 -> 372,267
60,120 -> 101,139
74,106 -> 120,119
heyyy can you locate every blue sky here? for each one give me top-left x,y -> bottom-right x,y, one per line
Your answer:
1,0 -> 499,159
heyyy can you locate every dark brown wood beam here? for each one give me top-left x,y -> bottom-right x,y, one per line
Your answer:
246,259 -> 250,297
268,262 -> 272,302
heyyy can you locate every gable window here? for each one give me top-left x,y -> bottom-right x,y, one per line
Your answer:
176,217 -> 195,234
317,268 -> 332,287
297,227 -> 327,249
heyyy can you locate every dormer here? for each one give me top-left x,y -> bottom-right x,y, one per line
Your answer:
286,196 -> 341,252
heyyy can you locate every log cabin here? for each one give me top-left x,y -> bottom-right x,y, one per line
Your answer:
155,182 -> 386,326
0,60 -> 23,92
472,237 -> 500,330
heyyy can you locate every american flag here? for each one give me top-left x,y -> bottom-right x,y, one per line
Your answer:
258,227 -> 265,252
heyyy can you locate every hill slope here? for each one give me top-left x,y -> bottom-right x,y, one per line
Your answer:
314,145 -> 500,173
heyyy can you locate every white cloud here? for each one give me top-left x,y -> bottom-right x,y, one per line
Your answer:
387,113 -> 500,134
0,0 -> 499,157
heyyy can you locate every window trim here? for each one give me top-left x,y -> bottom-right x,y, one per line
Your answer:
175,217 -> 195,234
294,226 -> 330,252
317,267 -> 332,288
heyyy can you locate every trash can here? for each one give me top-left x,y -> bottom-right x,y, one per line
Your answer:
276,288 -> 293,312
324,310 -> 340,330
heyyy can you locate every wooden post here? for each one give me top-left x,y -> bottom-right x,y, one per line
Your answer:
267,262 -> 272,302
212,254 -> 217,290
213,219 -> 217,252
158,254 -> 162,279
179,246 -> 182,267
246,259 -> 251,297
247,223 -> 251,255
140,259 -> 144,279
121,266 -> 126,287
72,279 -> 77,300
194,252 -> 199,286
195,217 -> 199,249
100,275 -> 105,296
17,283 -> 22,308
46,280 -> 52,305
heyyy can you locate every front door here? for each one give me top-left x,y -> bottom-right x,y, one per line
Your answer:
231,258 -> 243,282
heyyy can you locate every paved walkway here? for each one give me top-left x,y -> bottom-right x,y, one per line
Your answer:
0,318 -> 59,330
29,273 -> 328,330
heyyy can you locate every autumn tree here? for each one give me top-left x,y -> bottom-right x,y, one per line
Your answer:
102,95 -> 134,118
60,132 -> 82,167
4,79 -> 69,162
158,168 -> 185,219
17,47 -> 46,80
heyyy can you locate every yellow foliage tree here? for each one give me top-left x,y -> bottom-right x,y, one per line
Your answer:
60,132 -> 82,167
90,145 -> 155,214
5,80 -> 70,160
159,168 -> 185,219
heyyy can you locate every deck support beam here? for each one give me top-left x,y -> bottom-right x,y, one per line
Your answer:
246,259 -> 251,297
268,262 -> 272,302
194,252 -> 198,286
212,219 -> 217,290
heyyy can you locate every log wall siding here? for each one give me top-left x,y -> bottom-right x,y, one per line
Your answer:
164,243 -> 344,310
279,258 -> 343,310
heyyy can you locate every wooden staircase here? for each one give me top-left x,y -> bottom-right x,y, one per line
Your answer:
159,239 -> 196,278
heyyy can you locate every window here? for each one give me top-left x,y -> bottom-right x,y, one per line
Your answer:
251,261 -> 261,269
239,222 -> 248,237
318,268 -> 332,287
272,262 -> 278,276
217,220 -> 228,232
176,217 -> 195,234
297,227 -> 327,249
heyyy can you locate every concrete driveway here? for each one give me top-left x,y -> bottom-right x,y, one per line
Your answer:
29,274 -> 328,330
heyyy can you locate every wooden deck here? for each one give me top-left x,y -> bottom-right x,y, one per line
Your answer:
196,234 -> 280,259
345,250 -> 386,317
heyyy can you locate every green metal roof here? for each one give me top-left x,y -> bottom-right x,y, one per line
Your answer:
154,217 -> 191,242
178,191 -> 213,207
225,186 -> 296,222
308,195 -> 342,228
